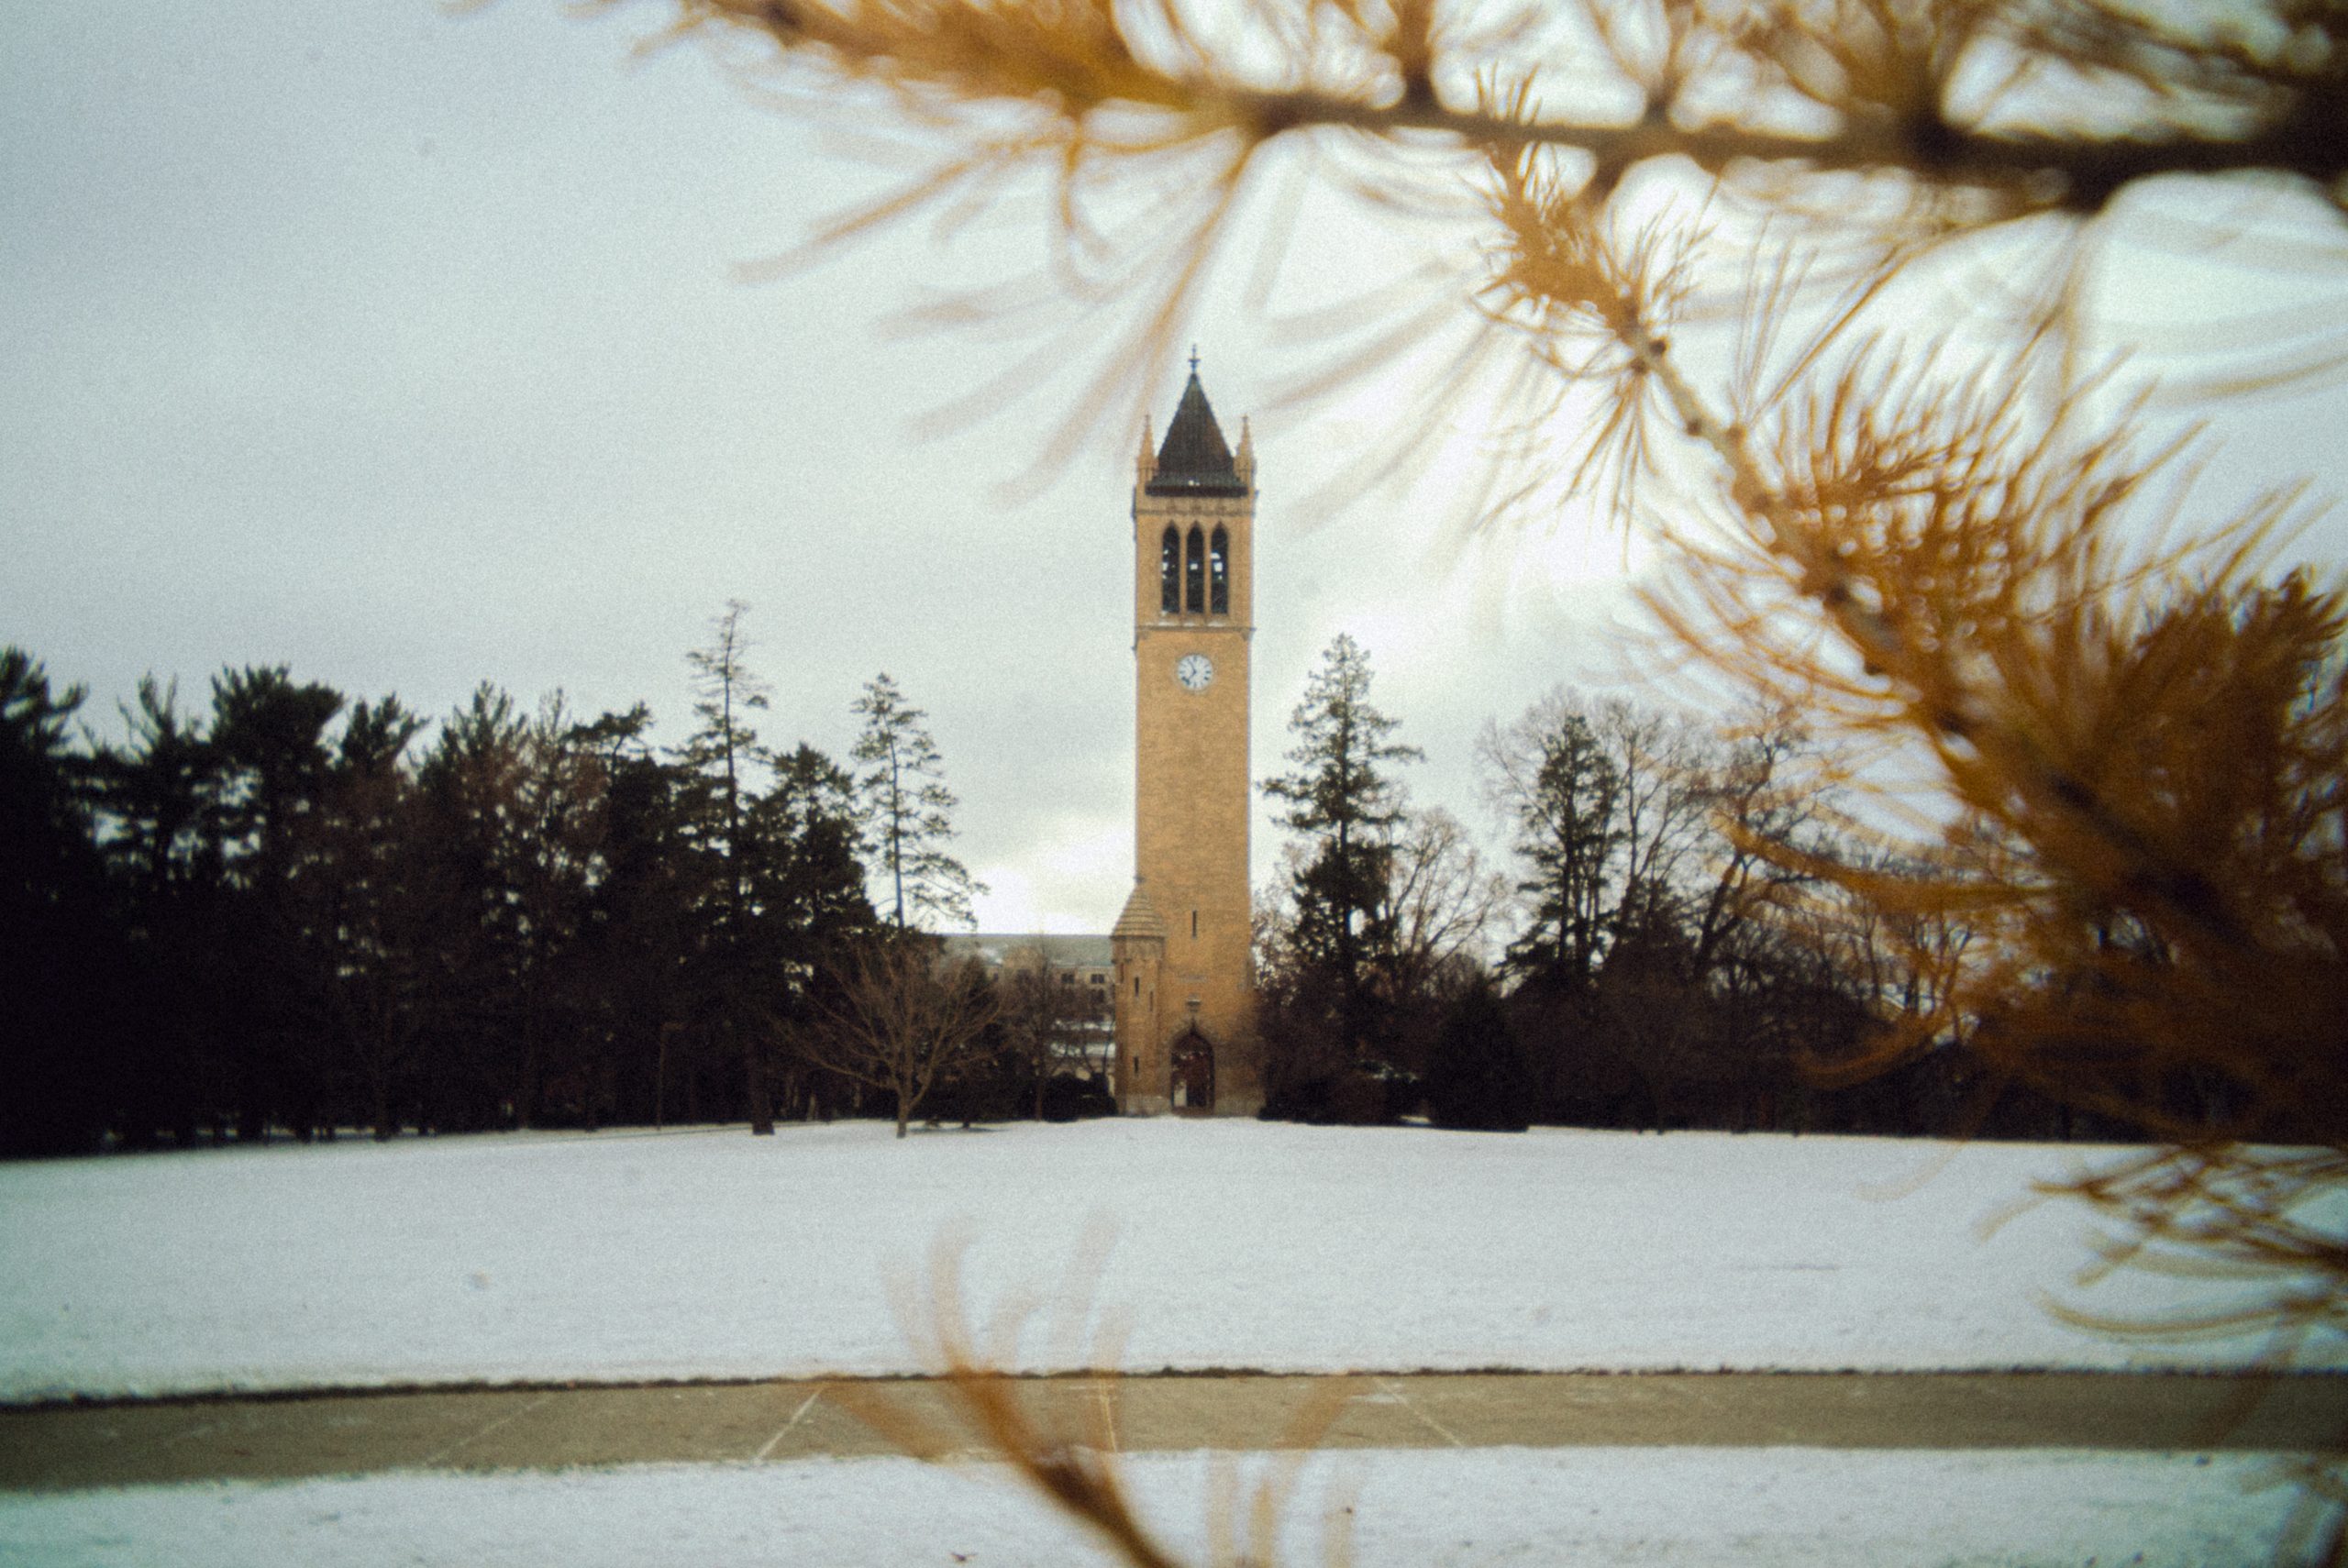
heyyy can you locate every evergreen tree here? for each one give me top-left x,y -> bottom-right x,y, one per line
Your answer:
98,678 -> 220,909
209,667 -> 344,888
0,649 -> 117,1155
93,676 -> 229,1143
304,695 -> 428,1140
573,703 -> 700,1128
411,683 -> 536,1131
208,666 -> 348,1141
677,602 -> 781,1133
1261,633 -> 1422,1067
504,693 -> 611,1129
1481,700 -> 1622,991
850,672 -> 980,932
750,745 -> 874,961
742,742 -> 879,1119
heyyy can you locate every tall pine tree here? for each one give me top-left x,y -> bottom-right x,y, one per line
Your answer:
850,672 -> 980,933
678,601 -> 781,1134
1262,634 -> 1422,1068
0,649 -> 116,1154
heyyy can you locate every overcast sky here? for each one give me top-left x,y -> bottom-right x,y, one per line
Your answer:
7,1 -> 2344,934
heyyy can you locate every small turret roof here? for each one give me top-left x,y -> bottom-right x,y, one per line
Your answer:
1111,879 -> 1168,940
1146,361 -> 1247,498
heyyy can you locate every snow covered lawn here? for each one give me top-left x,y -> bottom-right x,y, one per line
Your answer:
2,1119 -> 2320,1399
0,1449 -> 2309,1567
6,1121 -> 2337,1566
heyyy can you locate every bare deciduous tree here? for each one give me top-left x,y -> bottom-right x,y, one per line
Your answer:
1479,690 -> 1722,988
798,939 -> 1004,1138
999,952 -> 1107,1119
1383,805 -> 1509,1005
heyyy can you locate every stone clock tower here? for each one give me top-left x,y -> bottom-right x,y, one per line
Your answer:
1112,360 -> 1263,1116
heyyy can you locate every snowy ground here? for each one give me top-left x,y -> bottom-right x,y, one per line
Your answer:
0,1449 -> 2314,1567
6,1120 -> 2338,1566
1,1120 -> 2325,1400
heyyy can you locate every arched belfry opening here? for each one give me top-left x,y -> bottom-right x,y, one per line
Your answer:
1160,526 -> 1180,614
1209,526 -> 1229,614
1170,1031 -> 1215,1113
1184,525 -> 1206,613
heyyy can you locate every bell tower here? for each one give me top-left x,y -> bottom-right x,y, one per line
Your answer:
1113,357 -> 1262,1115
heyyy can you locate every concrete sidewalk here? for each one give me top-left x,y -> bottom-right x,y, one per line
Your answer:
6,1372 -> 2343,1490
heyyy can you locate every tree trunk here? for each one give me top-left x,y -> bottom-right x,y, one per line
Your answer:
516,981 -> 543,1131
742,1021 -> 774,1135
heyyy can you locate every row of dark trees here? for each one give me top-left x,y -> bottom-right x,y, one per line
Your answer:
10,613 -> 2146,1157
1253,637 -> 2121,1141
0,606 -> 1036,1156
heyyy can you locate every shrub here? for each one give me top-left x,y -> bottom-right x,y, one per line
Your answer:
1038,1072 -> 1116,1123
1424,982 -> 1533,1132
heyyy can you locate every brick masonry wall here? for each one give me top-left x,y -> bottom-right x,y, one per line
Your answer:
1118,471 -> 1263,1115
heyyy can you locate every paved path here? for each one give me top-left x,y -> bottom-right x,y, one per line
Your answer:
6,1373 -> 2343,1490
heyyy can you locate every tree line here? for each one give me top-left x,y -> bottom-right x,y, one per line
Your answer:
3,613 -> 2236,1157
0,603 -> 1042,1155
1254,635 -> 2124,1141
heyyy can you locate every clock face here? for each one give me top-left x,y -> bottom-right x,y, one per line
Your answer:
1175,654 -> 1214,692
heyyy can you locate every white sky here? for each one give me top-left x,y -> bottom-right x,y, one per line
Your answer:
5,1 -> 2343,933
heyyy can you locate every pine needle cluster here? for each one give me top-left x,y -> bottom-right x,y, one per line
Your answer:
834,1239 -> 1357,1567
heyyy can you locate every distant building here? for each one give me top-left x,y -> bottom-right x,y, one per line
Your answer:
937,933 -> 1113,992
937,933 -> 1116,1072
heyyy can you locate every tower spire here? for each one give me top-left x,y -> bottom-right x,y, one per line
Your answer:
1147,359 -> 1243,497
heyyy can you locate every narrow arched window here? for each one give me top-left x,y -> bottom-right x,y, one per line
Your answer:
1160,527 -> 1180,614
1209,527 -> 1229,614
1185,525 -> 1206,613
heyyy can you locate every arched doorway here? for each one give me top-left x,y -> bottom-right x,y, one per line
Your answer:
1169,1032 -> 1215,1114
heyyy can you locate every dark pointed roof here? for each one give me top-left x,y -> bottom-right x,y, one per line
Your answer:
1146,368 -> 1248,497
